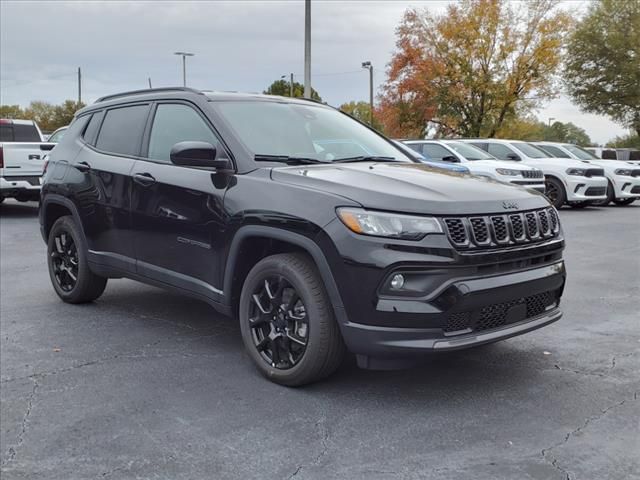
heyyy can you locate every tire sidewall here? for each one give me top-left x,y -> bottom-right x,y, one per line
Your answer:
545,177 -> 566,209
239,256 -> 329,384
47,216 -> 88,301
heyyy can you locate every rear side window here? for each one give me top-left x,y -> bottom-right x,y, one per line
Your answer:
83,111 -> 104,145
96,105 -> 149,156
0,125 -> 13,141
147,103 -> 219,162
602,149 -> 617,160
487,143 -> 514,160
13,124 -> 41,142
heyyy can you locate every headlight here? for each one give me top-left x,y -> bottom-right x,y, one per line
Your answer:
566,168 -> 587,176
496,168 -> 522,176
337,207 -> 442,240
614,169 -> 633,176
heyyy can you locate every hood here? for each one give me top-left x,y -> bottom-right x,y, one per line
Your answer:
271,162 -> 549,215
581,159 -> 639,172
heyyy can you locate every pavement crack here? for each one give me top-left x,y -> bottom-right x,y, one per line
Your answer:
1,376 -> 38,467
541,391 -> 638,480
287,416 -> 330,479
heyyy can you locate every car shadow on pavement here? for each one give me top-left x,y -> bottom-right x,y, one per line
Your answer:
92,280 -> 548,400
0,200 -> 40,218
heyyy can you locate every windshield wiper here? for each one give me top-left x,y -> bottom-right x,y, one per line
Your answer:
254,154 -> 329,165
332,156 -> 398,163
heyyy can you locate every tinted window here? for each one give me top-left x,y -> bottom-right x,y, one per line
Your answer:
421,143 -> 455,160
537,145 -> 570,158
511,142 -> 547,158
83,111 -> 104,145
487,143 -> 515,160
444,141 -> 493,160
13,124 -> 41,142
564,145 -> 598,160
147,104 -> 219,162
96,105 -> 149,156
0,125 -> 13,142
629,150 -> 640,161
602,149 -> 617,160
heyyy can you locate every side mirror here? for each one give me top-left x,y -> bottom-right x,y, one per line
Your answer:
170,141 -> 231,170
506,153 -> 521,161
442,155 -> 460,163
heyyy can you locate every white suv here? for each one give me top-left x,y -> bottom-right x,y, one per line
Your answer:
535,141 -> 640,206
460,139 -> 608,208
403,140 -> 546,193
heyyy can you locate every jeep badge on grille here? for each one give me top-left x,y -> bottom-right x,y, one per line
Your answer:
502,201 -> 519,210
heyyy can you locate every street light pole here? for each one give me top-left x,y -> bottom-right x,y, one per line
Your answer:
362,61 -> 373,126
304,0 -> 311,98
174,52 -> 195,87
548,117 -> 556,127
290,73 -> 294,98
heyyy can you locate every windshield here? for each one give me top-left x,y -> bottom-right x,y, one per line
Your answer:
564,144 -> 599,160
511,142 -> 548,158
211,101 -> 410,163
443,141 -> 494,160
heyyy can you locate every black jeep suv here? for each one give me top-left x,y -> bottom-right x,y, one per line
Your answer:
40,88 -> 566,385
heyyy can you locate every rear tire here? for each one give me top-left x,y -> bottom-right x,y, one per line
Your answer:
239,253 -> 345,386
545,177 -> 566,209
47,216 -> 107,303
613,198 -> 635,206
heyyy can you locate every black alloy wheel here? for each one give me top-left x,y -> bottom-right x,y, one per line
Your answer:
249,276 -> 309,369
51,231 -> 79,292
544,177 -> 565,208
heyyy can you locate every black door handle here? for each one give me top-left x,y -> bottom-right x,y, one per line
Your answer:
133,172 -> 156,187
75,161 -> 91,172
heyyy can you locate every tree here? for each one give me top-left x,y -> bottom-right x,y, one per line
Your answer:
606,134 -> 640,149
378,0 -> 572,139
53,100 -> 85,129
263,79 -> 322,102
565,0 -> 640,136
339,101 -> 383,130
0,105 -> 24,119
544,121 -> 591,145
23,101 -> 58,132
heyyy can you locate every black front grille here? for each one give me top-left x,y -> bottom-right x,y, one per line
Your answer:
585,168 -> 605,177
631,185 -> 640,194
521,170 -> 544,179
585,186 -> 606,196
443,208 -> 559,250
631,170 -> 640,177
444,291 -> 556,333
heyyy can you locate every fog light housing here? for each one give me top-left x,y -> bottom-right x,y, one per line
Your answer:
390,274 -> 405,290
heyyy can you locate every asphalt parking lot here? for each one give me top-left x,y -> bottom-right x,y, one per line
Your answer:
0,200 -> 638,480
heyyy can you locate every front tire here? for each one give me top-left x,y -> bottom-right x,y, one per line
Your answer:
47,216 -> 107,303
545,177 -> 566,209
239,253 -> 345,386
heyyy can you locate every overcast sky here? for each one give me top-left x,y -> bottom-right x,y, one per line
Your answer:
0,0 -> 629,144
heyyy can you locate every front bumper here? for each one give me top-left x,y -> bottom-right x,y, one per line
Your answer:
509,179 -> 545,193
611,175 -> 640,199
339,260 -> 566,360
564,176 -> 608,202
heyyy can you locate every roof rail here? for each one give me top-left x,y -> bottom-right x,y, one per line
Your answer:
95,87 -> 203,103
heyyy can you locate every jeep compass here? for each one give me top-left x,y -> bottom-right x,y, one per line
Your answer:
40,88 -> 566,385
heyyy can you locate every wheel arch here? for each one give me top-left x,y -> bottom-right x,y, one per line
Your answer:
223,226 -> 347,324
40,195 -> 87,244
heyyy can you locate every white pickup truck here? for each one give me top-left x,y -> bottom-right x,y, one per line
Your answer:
0,119 -> 54,203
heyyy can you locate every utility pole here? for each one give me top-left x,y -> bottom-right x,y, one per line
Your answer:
77,67 -> 82,104
362,61 -> 373,126
148,77 -> 153,89
290,73 -> 294,98
174,52 -> 194,87
304,0 -> 311,98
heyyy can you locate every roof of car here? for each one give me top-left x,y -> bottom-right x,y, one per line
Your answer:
78,87 -> 326,115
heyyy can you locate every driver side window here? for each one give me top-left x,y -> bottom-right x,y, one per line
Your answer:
147,103 -> 220,163
487,143 -> 514,160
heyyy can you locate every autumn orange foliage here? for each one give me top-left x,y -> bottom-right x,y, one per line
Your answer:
377,0 -> 572,139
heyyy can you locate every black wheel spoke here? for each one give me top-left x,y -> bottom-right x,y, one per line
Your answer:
248,274 -> 308,370
50,230 -> 79,292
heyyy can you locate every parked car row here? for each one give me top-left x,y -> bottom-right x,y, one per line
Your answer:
398,137 -> 640,208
